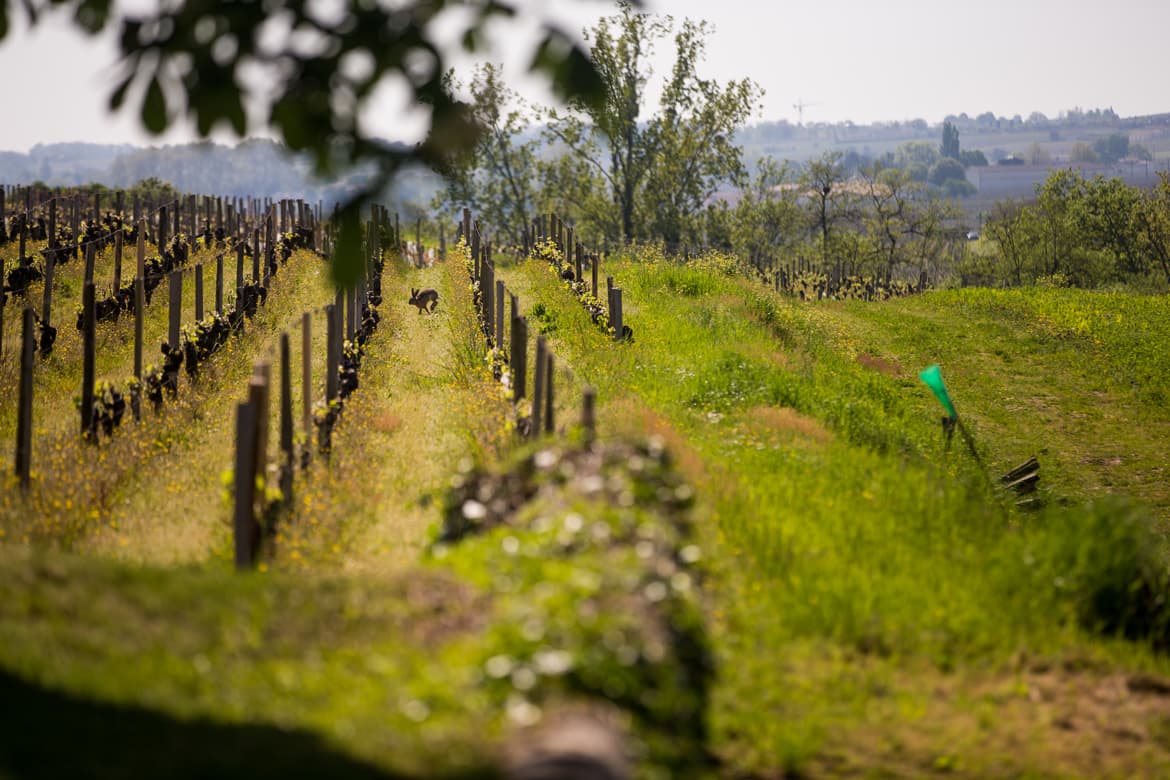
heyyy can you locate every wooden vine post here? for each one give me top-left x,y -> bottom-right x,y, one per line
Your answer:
195,264 -> 205,322
168,271 -> 183,351
301,312 -> 312,443
14,308 -> 35,489
531,335 -> 546,437
232,398 -> 259,570
134,224 -> 145,417
279,333 -> 294,507
495,279 -> 505,349
216,255 -> 224,314
80,282 -> 96,439
581,386 -> 596,445
510,315 -> 528,404
113,230 -> 123,292
325,303 -> 339,402
544,352 -> 555,434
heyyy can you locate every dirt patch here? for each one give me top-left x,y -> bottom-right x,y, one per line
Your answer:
820,664 -> 1170,778
856,352 -> 902,377
745,405 -> 832,445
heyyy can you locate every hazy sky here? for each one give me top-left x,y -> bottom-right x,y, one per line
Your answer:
1,0 -> 1168,153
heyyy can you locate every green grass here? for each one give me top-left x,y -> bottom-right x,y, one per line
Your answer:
5,235 -> 1170,778
501,247 -> 1170,776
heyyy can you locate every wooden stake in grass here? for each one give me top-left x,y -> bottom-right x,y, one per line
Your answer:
301,312 -> 312,443
168,271 -> 182,350
134,224 -> 145,391
544,352 -> 555,435
609,287 -> 623,342
581,386 -> 596,445
279,333 -> 294,507
80,282 -> 96,440
216,255 -> 224,315
511,316 -> 528,403
194,263 -> 204,322
326,303 -> 339,402
532,335 -> 546,438
233,400 -> 259,570
495,279 -> 505,349
15,308 -> 35,489
113,230 -> 123,292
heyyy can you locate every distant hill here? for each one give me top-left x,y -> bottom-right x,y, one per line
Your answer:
0,139 -> 443,210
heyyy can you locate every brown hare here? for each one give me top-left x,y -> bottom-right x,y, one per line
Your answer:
408,287 -> 439,314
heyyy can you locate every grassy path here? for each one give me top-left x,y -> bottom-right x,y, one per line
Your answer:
274,253 -> 512,573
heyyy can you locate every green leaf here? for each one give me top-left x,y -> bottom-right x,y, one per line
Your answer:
108,72 -> 134,111
141,76 -> 167,134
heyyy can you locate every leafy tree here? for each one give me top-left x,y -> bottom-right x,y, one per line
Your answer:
544,1 -> 760,247
941,121 -> 960,160
928,157 -> 967,188
959,149 -> 988,167
861,162 -> 957,276
800,151 -> 856,266
639,18 -> 761,249
433,64 -> 538,247
730,156 -> 802,268
1092,133 -> 1130,164
984,200 -> 1038,285
1132,172 -> 1170,285
1028,143 -> 1051,165
2,0 -> 605,284
1070,142 -> 1099,163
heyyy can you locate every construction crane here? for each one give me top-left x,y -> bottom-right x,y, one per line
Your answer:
793,98 -> 822,126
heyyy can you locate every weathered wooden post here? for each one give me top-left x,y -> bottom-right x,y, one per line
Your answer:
610,287 -> 624,342
252,364 -> 271,501
252,229 -> 261,283
158,205 -> 168,251
40,250 -> 54,356
48,198 -> 57,254
235,242 -> 245,296
194,264 -> 205,322
591,253 -> 599,297
113,229 -> 124,292
510,316 -> 528,403
279,333 -> 294,506
439,223 -> 446,260
581,386 -> 596,445
70,198 -> 79,259
482,247 -> 495,342
301,312 -> 312,440
416,216 -> 422,267
83,242 -> 95,285
15,308 -> 35,489
325,303 -> 339,402
531,336 -> 546,438
80,283 -> 96,439
544,352 -> 555,434
134,224 -> 145,394
168,271 -> 182,350
495,279 -> 505,349
233,399 -> 259,569
215,255 -> 224,314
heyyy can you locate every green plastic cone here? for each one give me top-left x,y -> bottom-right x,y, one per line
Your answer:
919,364 -> 957,418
